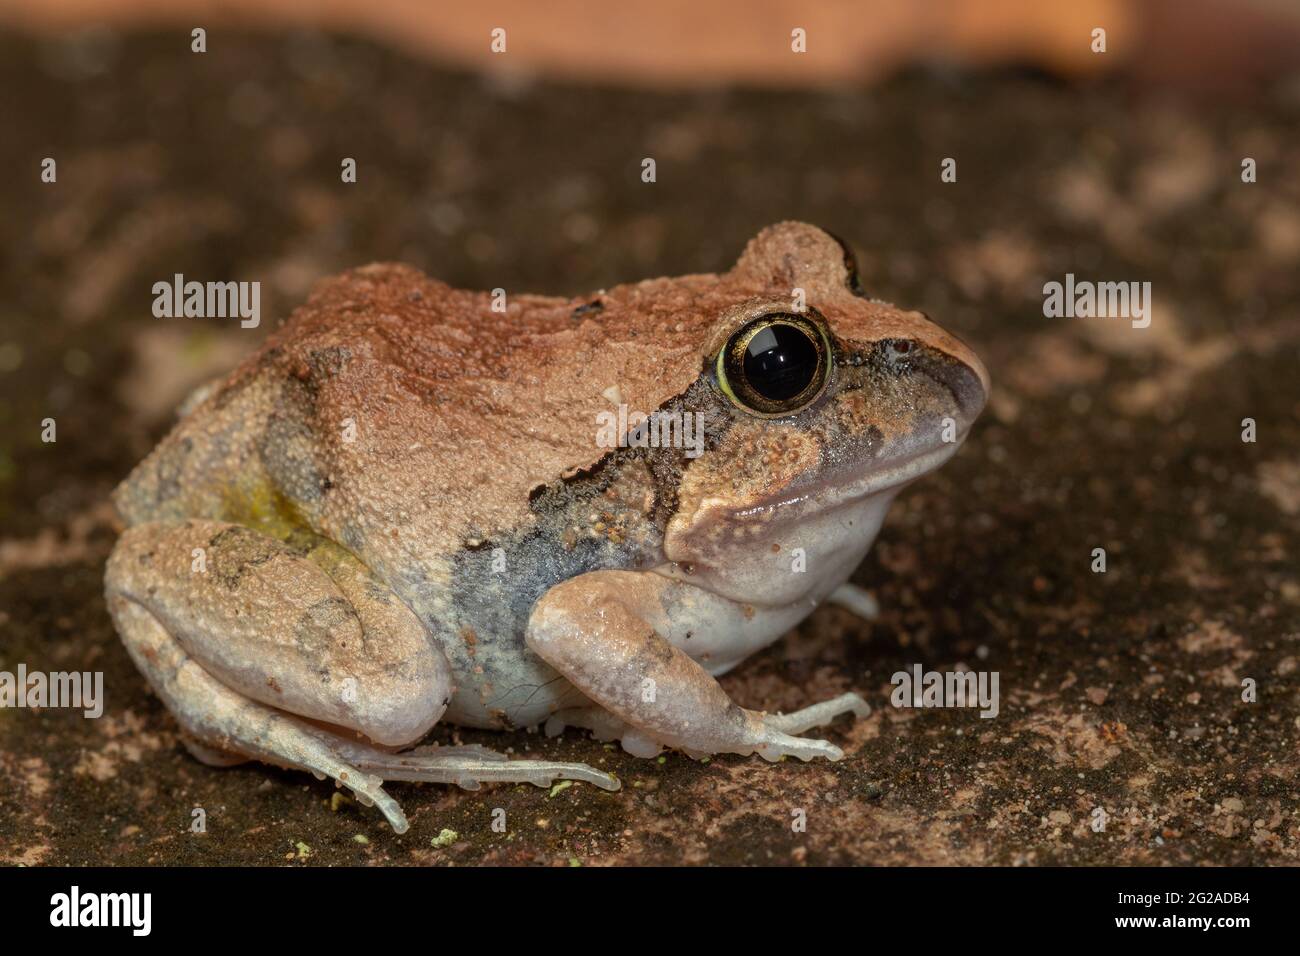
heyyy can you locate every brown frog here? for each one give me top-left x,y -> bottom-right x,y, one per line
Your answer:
105,222 -> 988,832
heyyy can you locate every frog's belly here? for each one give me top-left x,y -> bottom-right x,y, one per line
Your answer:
439,640 -> 587,730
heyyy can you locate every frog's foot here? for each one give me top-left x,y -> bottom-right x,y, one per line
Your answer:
541,697 -> 868,762
750,692 -> 871,762
330,739 -> 621,792
827,583 -> 880,620
544,706 -> 628,742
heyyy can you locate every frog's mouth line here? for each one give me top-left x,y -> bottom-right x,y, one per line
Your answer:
730,433 -> 968,523
820,435 -> 966,505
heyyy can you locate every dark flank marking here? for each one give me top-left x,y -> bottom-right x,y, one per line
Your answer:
571,299 -> 604,320
258,376 -> 327,505
445,448 -> 678,727
208,526 -> 280,589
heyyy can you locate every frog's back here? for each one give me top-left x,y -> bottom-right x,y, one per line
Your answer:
113,262 -> 736,576
115,265 -> 560,531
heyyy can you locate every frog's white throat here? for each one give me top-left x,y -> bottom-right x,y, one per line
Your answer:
660,438 -> 965,611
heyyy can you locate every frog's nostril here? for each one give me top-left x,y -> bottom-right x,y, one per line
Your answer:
886,340 -> 913,361
875,338 -> 918,372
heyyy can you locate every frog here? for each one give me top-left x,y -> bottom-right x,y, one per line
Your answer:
104,222 -> 988,833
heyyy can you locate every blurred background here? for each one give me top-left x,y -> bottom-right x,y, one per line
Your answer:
1,0 -> 1298,866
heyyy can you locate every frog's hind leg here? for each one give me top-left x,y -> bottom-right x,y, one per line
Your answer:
105,518 -> 456,833
109,592 -> 620,829
106,594 -> 412,832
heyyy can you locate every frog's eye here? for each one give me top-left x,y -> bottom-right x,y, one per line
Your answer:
716,313 -> 832,416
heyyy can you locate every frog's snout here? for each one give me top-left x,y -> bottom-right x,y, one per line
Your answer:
899,342 -> 988,427
938,352 -> 989,424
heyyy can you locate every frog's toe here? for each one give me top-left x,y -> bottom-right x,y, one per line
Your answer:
405,743 -> 509,762
337,742 -> 622,793
617,728 -> 665,759
763,692 -> 871,735
755,732 -> 845,763
747,692 -> 871,762
181,735 -> 249,767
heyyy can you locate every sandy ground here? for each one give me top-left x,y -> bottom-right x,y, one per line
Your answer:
1,28 -> 1298,866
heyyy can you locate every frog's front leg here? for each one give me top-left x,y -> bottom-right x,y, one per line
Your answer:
526,570 -> 868,761
105,519 -> 617,833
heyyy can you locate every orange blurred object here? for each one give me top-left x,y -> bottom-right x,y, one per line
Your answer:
0,0 -> 1295,91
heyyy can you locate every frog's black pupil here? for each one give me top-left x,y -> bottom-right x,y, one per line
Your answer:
743,324 -> 818,401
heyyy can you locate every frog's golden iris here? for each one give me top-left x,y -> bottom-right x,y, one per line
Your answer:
716,312 -> 832,416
